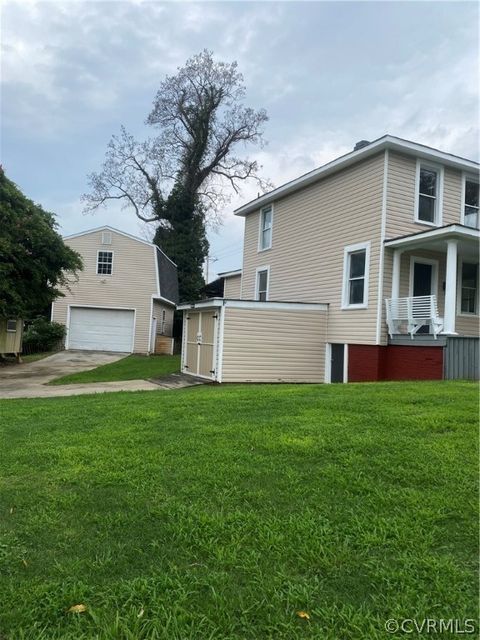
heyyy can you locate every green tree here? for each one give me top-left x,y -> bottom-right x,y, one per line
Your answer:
0,169 -> 83,318
83,50 -> 269,301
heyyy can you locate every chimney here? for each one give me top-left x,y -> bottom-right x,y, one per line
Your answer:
354,140 -> 370,151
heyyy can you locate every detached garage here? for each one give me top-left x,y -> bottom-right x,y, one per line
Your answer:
178,299 -> 328,383
67,307 -> 135,353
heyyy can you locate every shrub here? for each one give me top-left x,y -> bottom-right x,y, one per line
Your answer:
23,318 -> 65,352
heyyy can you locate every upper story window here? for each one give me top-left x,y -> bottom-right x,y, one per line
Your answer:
256,267 -> 269,301
415,161 -> 443,226
460,262 -> 478,315
342,242 -> 370,309
97,251 -> 113,275
259,205 -> 273,251
101,231 -> 112,244
463,176 -> 479,228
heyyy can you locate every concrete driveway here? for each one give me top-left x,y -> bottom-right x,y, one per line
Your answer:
0,351 -> 159,400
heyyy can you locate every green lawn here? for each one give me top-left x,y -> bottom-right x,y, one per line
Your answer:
49,354 -> 180,385
0,382 -> 478,639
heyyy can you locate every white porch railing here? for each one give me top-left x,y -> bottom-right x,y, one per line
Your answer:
385,295 -> 444,339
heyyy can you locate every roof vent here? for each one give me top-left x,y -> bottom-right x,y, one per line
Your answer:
354,140 -> 370,151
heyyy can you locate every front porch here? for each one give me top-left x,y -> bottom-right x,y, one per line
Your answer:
384,224 -> 479,340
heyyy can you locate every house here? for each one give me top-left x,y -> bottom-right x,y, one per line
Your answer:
202,269 -> 243,298
52,226 -> 178,354
179,135 -> 479,383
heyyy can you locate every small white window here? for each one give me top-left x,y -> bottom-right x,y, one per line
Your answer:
342,242 -> 370,309
259,205 -> 273,251
102,231 -> 112,245
460,262 -> 478,315
6,319 -> 17,332
463,176 -> 479,228
97,251 -> 113,275
256,267 -> 269,301
415,161 -> 443,225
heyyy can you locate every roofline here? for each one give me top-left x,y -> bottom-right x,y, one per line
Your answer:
152,295 -> 177,307
217,269 -> 242,278
177,297 -> 328,311
384,223 -> 479,248
234,135 -> 479,217
63,225 -> 177,267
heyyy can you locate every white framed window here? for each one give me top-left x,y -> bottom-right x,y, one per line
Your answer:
461,174 -> 479,229
458,261 -> 478,315
414,160 -> 444,226
342,242 -> 370,309
101,231 -> 112,245
97,250 -> 113,275
258,204 -> 273,251
255,266 -> 270,301
6,319 -> 17,332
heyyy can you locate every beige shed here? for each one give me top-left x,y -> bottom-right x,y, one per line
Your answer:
178,299 -> 329,383
0,318 -> 23,359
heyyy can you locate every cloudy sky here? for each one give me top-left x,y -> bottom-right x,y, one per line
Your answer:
2,0 -> 479,280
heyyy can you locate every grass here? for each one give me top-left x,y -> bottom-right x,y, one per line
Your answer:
49,354 -> 180,385
0,381 -> 478,639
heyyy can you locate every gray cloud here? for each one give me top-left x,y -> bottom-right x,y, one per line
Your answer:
2,0 -> 478,278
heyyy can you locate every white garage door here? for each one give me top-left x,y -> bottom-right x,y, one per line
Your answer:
68,307 -> 135,352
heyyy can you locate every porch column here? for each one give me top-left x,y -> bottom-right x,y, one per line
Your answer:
443,239 -> 458,334
391,249 -> 402,298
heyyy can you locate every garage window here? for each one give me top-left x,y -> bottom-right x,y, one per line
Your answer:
97,251 -> 113,275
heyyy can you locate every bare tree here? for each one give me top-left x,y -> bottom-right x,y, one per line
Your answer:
83,50 -> 270,300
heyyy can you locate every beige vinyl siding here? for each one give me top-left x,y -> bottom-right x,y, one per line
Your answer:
153,301 -> 174,337
0,319 -> 23,353
221,307 -> 327,382
224,274 -> 242,298
52,230 -> 158,353
386,152 -> 463,239
241,153 -> 385,345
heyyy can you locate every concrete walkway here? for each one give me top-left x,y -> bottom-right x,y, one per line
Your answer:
0,351 -> 205,400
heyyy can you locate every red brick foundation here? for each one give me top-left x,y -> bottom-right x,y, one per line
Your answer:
348,344 -> 444,382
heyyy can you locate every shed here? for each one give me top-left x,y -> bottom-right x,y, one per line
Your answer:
178,299 -> 328,382
0,318 -> 23,359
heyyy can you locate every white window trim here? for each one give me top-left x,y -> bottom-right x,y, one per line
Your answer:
257,204 -> 273,252
96,249 -> 114,276
101,231 -> 112,245
461,171 -> 479,228
341,242 -> 370,310
457,258 -> 479,317
6,319 -> 17,333
414,159 -> 444,227
408,256 -> 439,298
255,265 -> 270,301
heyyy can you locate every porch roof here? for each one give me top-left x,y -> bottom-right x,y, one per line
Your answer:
384,224 -> 479,260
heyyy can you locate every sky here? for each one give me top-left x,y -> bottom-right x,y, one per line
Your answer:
2,0 -> 479,280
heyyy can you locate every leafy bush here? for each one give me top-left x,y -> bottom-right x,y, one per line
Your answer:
22,318 -> 65,352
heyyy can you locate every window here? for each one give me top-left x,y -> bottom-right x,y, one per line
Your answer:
256,267 -> 269,301
463,177 -> 479,228
101,231 -> 112,244
415,162 -> 443,225
460,262 -> 478,314
6,319 -> 17,332
259,205 -> 273,250
97,251 -> 113,275
342,242 -> 370,309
